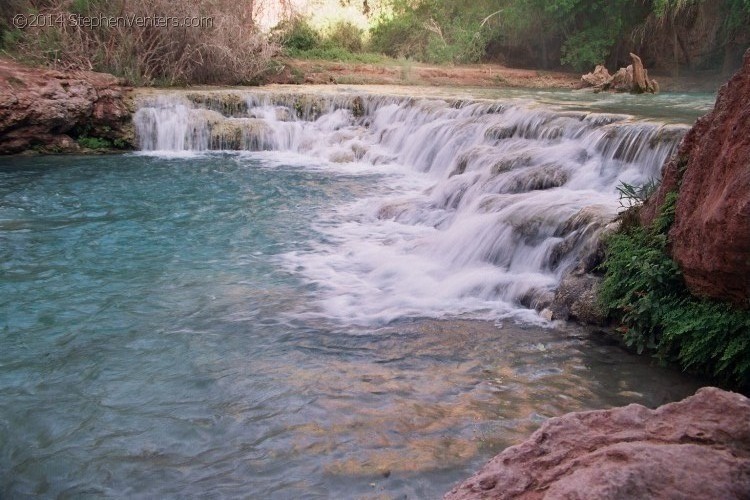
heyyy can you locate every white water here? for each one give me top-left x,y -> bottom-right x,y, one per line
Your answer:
134,89 -> 688,324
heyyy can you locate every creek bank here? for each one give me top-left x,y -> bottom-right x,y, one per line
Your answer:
445,387 -> 750,499
0,58 -> 134,154
564,49 -> 750,329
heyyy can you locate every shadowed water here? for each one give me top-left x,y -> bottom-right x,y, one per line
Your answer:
0,152 -> 703,498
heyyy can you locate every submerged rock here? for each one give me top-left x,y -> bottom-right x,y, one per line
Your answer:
208,118 -> 269,150
503,164 -> 569,193
185,92 -> 248,117
550,272 -> 605,325
445,387 -> 750,499
548,208 -> 618,325
641,48 -> 750,306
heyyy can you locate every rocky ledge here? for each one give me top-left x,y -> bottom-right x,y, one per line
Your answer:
445,387 -> 750,499
0,58 -> 133,154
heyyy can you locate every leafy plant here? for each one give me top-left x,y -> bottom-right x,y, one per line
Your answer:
273,17 -> 321,51
324,21 -> 364,53
616,178 -> 659,209
600,191 -> 750,388
77,136 -> 112,149
560,26 -> 617,71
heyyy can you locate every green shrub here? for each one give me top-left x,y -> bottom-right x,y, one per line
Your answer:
274,17 -> 321,51
369,6 -> 487,65
560,26 -> 616,71
324,21 -> 364,53
369,11 -> 427,60
600,192 -> 750,388
77,136 -> 111,149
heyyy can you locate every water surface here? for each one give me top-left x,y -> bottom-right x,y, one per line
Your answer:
0,151 -> 703,498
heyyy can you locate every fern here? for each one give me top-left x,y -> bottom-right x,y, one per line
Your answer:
600,191 -> 750,389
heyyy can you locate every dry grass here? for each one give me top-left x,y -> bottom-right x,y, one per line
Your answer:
5,0 -> 280,85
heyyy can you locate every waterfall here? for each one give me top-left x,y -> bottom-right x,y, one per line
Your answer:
134,90 -> 688,324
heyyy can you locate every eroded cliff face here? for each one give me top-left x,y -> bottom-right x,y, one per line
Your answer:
0,59 -> 133,154
445,387 -> 750,500
641,48 -> 750,306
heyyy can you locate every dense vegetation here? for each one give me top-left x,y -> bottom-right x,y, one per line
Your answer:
2,0 -> 748,83
272,0 -> 749,71
377,0 -> 750,69
0,0 -> 278,85
600,188 -> 750,389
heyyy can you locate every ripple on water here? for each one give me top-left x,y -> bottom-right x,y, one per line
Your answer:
0,153 -> 704,499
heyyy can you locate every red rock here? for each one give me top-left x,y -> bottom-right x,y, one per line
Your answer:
445,387 -> 750,499
641,48 -> 750,305
0,58 -> 133,154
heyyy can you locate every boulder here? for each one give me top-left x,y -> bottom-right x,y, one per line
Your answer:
580,65 -> 611,88
629,52 -> 658,93
549,271 -> 605,325
609,65 -> 633,92
641,48 -> 750,306
579,55 -> 658,94
547,211 -> 616,326
445,387 -> 750,499
0,58 -> 133,153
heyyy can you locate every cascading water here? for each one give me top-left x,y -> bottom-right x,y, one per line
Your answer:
134,89 -> 689,324
3,88 -> 712,498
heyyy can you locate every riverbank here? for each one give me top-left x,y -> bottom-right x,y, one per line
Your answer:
1,55 -> 727,156
267,57 -> 728,92
0,58 -> 133,154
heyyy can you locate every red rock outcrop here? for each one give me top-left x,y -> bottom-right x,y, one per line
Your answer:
445,387 -> 750,499
641,48 -> 750,306
0,58 -> 133,154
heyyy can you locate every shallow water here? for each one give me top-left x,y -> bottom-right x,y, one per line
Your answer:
0,150 -> 704,498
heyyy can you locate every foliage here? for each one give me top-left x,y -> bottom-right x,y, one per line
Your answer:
324,21 -> 365,52
273,17 -> 321,51
77,136 -> 112,150
600,191 -> 750,388
616,179 -> 659,209
1,0 -> 278,85
369,8 -> 428,59
369,0 -> 489,64
560,26 -> 618,72
364,0 -> 746,71
2,0 -> 748,82
276,18 -> 381,62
